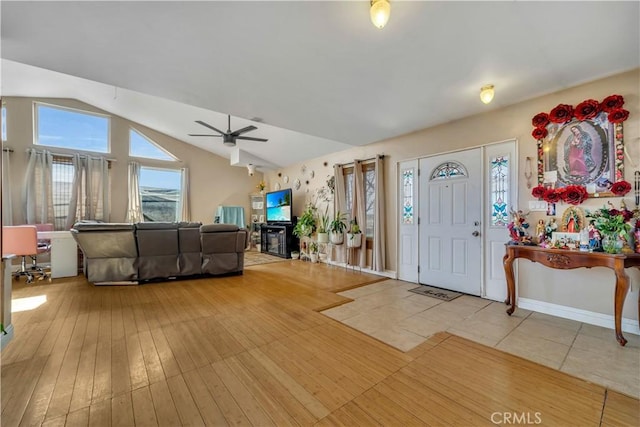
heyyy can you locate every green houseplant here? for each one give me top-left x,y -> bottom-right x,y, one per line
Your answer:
308,242 -> 319,263
346,218 -> 362,248
586,205 -> 632,254
316,206 -> 330,244
293,204 -> 316,240
329,210 -> 347,245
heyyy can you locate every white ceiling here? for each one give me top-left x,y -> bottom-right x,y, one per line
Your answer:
1,1 -> 639,168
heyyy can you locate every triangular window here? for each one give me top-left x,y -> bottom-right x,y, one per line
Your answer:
129,128 -> 177,161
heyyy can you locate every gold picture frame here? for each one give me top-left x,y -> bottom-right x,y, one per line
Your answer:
560,206 -> 586,233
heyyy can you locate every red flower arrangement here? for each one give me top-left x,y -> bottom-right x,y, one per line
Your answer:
549,104 -> 574,124
610,180 -> 631,196
608,108 -> 629,124
542,188 -> 562,204
574,99 -> 600,121
531,185 -> 546,199
531,127 -> 548,140
531,94 -> 629,141
561,185 -> 589,205
600,95 -> 624,112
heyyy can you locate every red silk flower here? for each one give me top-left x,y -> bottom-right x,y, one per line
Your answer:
608,108 -> 629,124
531,127 -> 548,140
610,180 -> 631,196
549,104 -> 574,124
600,95 -> 624,113
561,185 -> 588,205
531,112 -> 550,129
543,188 -> 562,203
574,99 -> 600,121
531,185 -> 546,199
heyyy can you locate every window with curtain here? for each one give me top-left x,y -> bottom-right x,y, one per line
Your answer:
51,155 -> 74,229
139,167 -> 183,221
343,163 -> 376,238
35,103 -> 110,153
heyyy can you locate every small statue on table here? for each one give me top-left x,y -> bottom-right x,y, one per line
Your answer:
507,209 -> 533,245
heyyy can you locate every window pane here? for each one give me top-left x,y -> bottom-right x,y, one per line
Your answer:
36,104 -> 109,153
140,167 -> 182,222
402,168 -> 414,225
344,173 -> 354,214
364,168 -> 375,237
430,161 -> 467,180
52,158 -> 74,230
490,155 -> 509,227
130,129 -> 175,160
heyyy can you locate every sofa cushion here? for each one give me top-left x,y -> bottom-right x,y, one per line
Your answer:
200,224 -> 239,233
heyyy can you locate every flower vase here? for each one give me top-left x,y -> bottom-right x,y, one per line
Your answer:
602,234 -> 623,254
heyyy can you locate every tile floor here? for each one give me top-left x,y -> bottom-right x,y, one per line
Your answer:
321,279 -> 640,398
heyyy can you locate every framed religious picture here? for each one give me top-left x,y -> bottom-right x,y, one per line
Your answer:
532,96 -> 629,197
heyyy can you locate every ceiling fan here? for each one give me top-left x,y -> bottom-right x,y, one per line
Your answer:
188,115 -> 268,146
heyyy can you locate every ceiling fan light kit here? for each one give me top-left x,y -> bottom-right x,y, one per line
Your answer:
370,0 -> 391,29
189,115 -> 268,146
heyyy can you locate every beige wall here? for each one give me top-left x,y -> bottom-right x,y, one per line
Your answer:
4,97 -> 264,226
264,68 -> 640,321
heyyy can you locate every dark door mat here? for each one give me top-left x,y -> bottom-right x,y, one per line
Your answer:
409,285 -> 462,302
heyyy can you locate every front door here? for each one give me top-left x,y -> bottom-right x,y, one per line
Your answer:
418,148 -> 482,295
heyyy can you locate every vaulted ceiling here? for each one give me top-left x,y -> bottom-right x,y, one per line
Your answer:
2,1 -> 638,168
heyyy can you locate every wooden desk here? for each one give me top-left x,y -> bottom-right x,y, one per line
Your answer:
503,245 -> 640,347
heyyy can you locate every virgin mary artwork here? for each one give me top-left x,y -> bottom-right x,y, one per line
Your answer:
546,119 -> 612,187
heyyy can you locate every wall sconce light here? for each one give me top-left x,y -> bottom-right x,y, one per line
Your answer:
480,84 -> 495,104
370,0 -> 391,29
247,164 -> 256,176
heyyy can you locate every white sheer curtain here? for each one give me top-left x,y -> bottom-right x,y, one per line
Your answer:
66,154 -> 110,229
373,155 -> 386,272
332,164 -> 347,263
351,160 -> 367,267
126,161 -> 143,223
23,148 -> 54,225
2,149 -> 13,225
180,167 -> 190,221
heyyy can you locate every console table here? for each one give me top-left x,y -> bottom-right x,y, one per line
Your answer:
503,245 -> 640,347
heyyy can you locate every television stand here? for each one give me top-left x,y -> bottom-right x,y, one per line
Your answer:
260,224 -> 297,258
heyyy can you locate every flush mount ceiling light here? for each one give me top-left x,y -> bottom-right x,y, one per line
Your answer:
480,84 -> 495,104
370,0 -> 391,29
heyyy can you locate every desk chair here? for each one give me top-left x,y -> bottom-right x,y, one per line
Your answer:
2,225 -> 49,283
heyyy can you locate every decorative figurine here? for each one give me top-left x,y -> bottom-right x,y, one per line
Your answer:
507,208 -> 533,245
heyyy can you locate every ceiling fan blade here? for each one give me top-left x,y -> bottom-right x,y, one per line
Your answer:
188,134 -> 222,137
230,125 -> 257,136
236,136 -> 268,142
195,120 -> 226,135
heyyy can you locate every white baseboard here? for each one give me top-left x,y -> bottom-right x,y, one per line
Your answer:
1,324 -> 15,350
518,297 -> 640,336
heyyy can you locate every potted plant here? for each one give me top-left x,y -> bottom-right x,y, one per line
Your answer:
290,250 -> 300,260
347,218 -> 362,248
309,242 -> 319,263
316,206 -> 330,244
329,210 -> 347,245
293,204 -> 316,240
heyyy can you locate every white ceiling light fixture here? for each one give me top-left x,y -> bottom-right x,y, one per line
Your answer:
370,0 -> 391,29
247,164 -> 256,176
480,84 -> 495,104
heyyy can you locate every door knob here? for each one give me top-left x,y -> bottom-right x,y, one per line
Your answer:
472,231 -> 480,237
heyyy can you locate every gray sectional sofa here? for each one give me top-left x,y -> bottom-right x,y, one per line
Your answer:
71,222 -> 248,284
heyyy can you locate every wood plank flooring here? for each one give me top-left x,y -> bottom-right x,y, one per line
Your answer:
2,261 -> 639,426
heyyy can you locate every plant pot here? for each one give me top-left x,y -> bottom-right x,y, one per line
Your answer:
347,233 -> 362,248
310,253 -> 319,263
290,251 -> 300,260
317,232 -> 329,244
329,232 -> 344,245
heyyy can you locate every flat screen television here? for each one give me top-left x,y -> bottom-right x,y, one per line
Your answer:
265,188 -> 292,223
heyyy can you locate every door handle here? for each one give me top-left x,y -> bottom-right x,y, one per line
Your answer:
472,231 -> 480,237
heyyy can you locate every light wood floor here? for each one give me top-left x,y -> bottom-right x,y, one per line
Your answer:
2,262 -> 638,426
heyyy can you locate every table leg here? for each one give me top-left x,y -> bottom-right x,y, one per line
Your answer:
503,251 -> 516,315
613,260 -> 630,347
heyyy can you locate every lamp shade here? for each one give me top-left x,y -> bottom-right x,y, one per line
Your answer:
480,84 -> 495,104
370,0 -> 391,29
